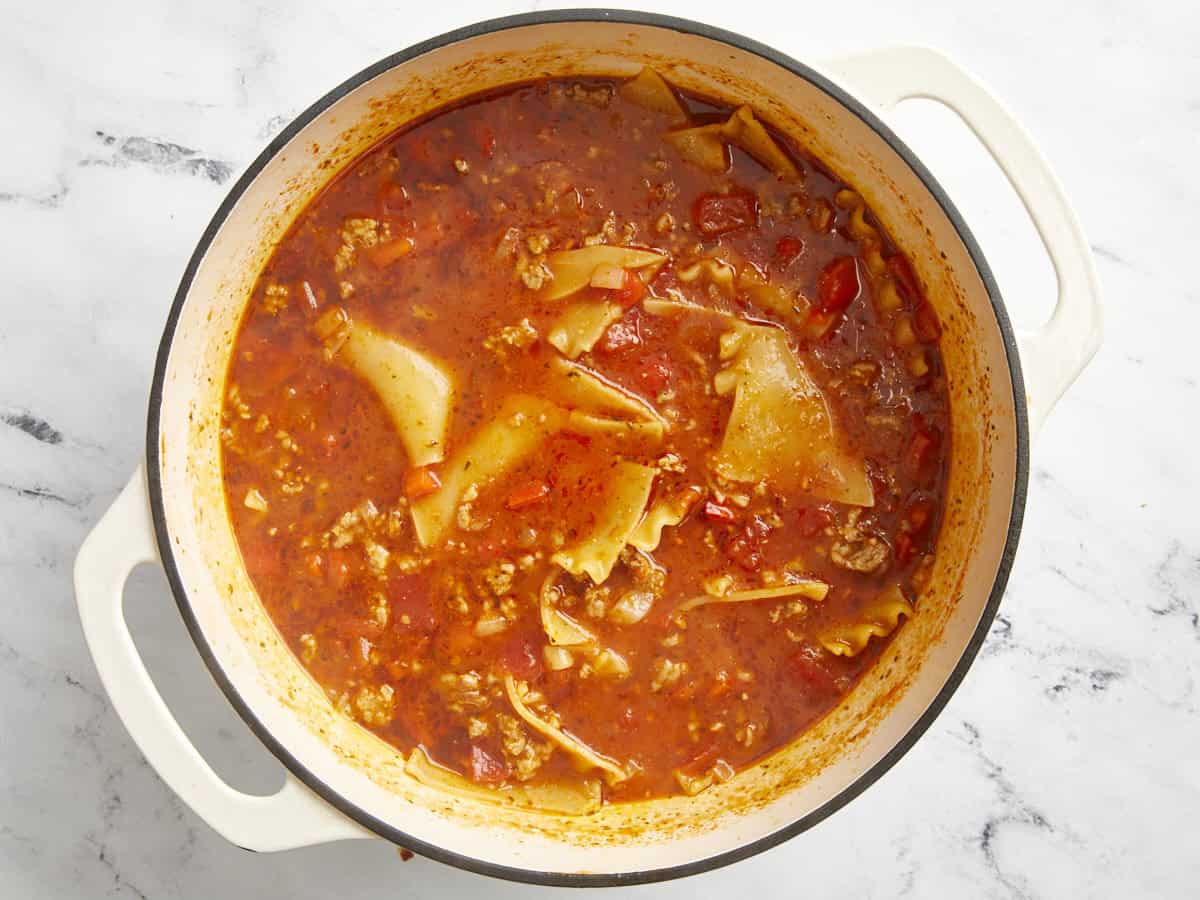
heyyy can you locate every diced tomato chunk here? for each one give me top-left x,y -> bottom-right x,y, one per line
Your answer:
887,254 -> 921,301
816,256 -> 861,313
470,745 -> 509,784
774,236 -> 804,266
703,500 -> 737,523
693,190 -> 759,236
905,423 -> 942,478
724,515 -> 772,571
600,306 -> 643,353
796,505 -> 834,538
893,531 -> 916,566
505,479 -> 550,510
789,646 -> 839,695
636,352 -> 673,394
404,465 -> 442,499
612,270 -> 648,307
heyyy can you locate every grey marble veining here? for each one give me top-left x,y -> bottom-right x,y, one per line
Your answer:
2,0 -> 1197,897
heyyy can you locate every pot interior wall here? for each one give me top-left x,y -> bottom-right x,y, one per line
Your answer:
153,17 -> 1019,876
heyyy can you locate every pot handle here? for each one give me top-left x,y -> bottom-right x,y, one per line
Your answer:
822,46 -> 1102,433
74,465 -> 371,851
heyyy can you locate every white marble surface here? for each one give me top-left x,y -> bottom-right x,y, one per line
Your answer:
2,0 -> 1197,896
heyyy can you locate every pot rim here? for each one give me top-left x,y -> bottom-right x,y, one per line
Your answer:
145,8 -> 1029,887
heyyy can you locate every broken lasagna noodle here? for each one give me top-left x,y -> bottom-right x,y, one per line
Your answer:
221,70 -> 950,809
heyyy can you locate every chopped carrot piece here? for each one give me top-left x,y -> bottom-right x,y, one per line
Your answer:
505,479 -> 550,510
366,236 -> 416,268
404,465 -> 442,499
612,269 -> 648,307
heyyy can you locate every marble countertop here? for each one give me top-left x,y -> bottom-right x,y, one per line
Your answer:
2,0 -> 1197,896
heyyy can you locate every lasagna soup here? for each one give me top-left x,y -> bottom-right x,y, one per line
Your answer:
221,70 -> 948,811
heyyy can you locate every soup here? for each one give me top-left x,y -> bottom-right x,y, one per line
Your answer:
220,69 -> 948,812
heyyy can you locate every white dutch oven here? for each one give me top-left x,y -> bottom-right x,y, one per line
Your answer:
74,11 -> 1101,885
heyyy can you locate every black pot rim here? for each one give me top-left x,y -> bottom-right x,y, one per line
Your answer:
145,8 -> 1029,888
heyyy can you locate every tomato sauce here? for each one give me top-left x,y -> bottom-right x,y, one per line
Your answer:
221,73 -> 949,806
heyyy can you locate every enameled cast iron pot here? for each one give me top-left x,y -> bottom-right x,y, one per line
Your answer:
74,10 -> 1102,886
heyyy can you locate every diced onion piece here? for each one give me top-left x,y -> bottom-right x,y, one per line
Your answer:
313,305 -> 352,358
703,574 -> 735,597
674,581 -> 829,617
627,486 -> 703,553
674,769 -> 715,796
819,584 -> 914,657
540,578 -> 599,648
663,123 -> 728,174
540,246 -> 668,301
712,324 -> 874,507
473,612 -> 509,637
548,301 -> 623,359
608,590 -> 655,625
619,67 -> 689,123
313,305 -> 349,340
504,674 -> 630,784
548,357 -> 665,428
552,461 -> 657,584
591,648 -> 631,679
589,263 -> 627,290
410,395 -> 566,547
543,645 -> 577,671
406,747 -> 602,815
719,106 -> 800,180
302,281 -> 319,310
339,320 -> 454,467
243,488 -> 268,512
